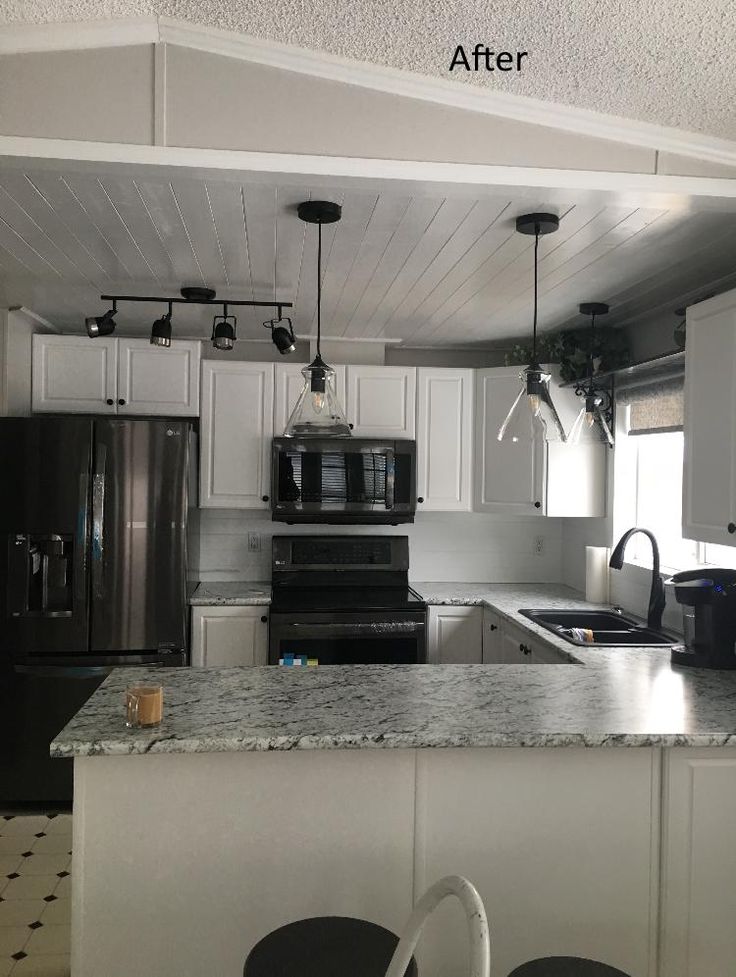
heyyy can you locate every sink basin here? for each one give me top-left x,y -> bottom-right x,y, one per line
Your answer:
518,608 -> 678,647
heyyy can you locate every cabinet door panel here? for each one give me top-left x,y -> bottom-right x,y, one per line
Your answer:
474,368 -> 544,514
191,606 -> 269,667
481,609 -> 505,663
346,366 -> 416,438
416,369 -> 473,511
273,362 -> 346,434
427,606 -> 482,664
118,339 -> 200,416
200,362 -> 274,508
683,292 -> 736,545
661,749 -> 736,977
32,335 -> 116,414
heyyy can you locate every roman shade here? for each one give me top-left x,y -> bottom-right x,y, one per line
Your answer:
616,366 -> 685,436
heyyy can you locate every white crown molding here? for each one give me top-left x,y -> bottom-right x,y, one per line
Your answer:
2,136 -> 736,205
0,17 -> 159,53
2,16 -> 736,168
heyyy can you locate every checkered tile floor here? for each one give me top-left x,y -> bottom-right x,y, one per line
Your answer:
0,815 -> 72,977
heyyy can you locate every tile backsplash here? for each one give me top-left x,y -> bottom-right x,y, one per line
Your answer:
190,509 -> 564,584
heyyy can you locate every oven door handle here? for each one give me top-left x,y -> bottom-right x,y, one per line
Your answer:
275,621 -> 425,636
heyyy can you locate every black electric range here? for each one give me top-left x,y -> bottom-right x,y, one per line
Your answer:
269,536 -> 427,665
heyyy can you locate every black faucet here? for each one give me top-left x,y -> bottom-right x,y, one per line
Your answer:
609,528 -> 666,631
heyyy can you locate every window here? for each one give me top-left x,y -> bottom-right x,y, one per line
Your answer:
627,430 -> 736,572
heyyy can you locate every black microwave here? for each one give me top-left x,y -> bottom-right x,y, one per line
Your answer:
271,437 -> 416,524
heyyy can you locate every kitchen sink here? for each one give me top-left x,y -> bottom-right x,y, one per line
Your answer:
518,608 -> 679,647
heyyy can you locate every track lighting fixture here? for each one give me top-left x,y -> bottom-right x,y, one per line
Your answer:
212,304 -> 237,351
497,214 -> 567,444
264,314 -> 296,355
284,201 -> 351,437
86,288 -> 292,348
85,302 -> 117,338
150,302 -> 173,348
568,302 -> 615,447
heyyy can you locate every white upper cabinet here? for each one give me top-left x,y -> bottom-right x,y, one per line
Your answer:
345,365 -> 416,438
474,366 -> 606,517
32,334 -> 117,414
32,334 -> 200,416
117,339 -> 200,416
200,361 -> 274,509
416,368 -> 473,511
273,362 -> 346,436
683,290 -> 736,545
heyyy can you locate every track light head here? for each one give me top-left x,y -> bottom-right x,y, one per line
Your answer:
150,310 -> 172,348
85,308 -> 116,338
265,315 -> 296,355
212,310 -> 237,351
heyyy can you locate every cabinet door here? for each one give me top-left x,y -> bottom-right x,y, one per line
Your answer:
474,367 -> 545,514
416,368 -> 473,511
498,623 -> 533,664
427,606 -> 482,664
529,642 -> 574,665
481,609 -> 505,663
200,361 -> 274,508
117,339 -> 200,416
191,605 -> 269,667
683,291 -> 736,545
660,748 -> 736,977
345,366 -> 416,438
32,334 -> 117,414
273,362 -> 346,435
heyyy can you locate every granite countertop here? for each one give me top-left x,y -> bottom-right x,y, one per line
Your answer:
52,584 -> 736,758
190,581 -> 271,605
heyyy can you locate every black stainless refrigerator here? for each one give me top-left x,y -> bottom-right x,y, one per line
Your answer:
0,417 -> 190,807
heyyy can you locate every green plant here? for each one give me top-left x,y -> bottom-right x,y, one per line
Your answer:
506,326 -> 630,382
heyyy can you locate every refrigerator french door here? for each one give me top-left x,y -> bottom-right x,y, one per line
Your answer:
0,417 -> 189,806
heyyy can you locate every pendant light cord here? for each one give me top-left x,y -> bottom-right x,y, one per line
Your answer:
316,220 -> 322,357
532,227 -> 539,362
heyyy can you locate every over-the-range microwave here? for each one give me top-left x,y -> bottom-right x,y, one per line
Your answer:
271,437 -> 416,524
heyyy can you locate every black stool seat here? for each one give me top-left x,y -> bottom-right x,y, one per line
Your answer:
508,958 -> 631,977
244,916 -> 418,977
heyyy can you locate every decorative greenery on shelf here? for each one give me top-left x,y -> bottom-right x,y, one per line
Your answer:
506,326 -> 631,382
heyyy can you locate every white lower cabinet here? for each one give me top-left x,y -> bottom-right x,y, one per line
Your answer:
660,748 -> 736,977
483,609 -> 571,664
190,605 -> 269,667
427,605 -> 483,664
199,361 -> 274,508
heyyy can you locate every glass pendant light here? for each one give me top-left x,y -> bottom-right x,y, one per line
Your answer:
497,214 -> 567,443
284,201 -> 351,438
568,302 -> 615,447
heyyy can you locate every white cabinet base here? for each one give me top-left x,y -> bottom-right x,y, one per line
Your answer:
190,605 -> 269,667
427,606 -> 483,664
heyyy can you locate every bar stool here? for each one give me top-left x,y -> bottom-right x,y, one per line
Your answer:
243,917 -> 418,977
508,958 -> 632,977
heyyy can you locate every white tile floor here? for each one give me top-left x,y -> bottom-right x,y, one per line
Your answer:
0,816 -> 71,977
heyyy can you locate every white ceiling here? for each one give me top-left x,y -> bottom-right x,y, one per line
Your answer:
2,1 -> 736,140
2,160 -> 736,348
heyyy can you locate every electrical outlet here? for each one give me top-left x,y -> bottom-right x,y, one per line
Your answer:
247,533 -> 261,553
534,535 -> 545,556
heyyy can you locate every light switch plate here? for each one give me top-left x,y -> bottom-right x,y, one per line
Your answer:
247,533 -> 261,552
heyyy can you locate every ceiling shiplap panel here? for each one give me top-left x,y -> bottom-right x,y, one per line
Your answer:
2,160 -> 736,346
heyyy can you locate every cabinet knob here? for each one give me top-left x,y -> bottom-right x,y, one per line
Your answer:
262,495 -> 270,503
106,398 -> 114,406
729,523 -> 736,534
519,643 -> 525,652
489,624 -> 497,631
417,497 -> 424,504
118,399 -> 126,406
349,423 -> 354,430
260,615 -> 268,623
534,501 -> 542,509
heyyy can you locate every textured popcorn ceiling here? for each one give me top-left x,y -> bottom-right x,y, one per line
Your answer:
2,0 -> 736,140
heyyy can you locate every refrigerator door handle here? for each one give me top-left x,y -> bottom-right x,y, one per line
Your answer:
75,468 -> 89,609
91,443 -> 107,601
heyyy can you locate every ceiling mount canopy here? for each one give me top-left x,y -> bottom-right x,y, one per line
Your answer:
283,200 -> 351,438
497,213 -> 567,444
568,301 -> 615,447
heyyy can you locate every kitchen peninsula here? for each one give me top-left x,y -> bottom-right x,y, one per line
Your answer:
53,586 -> 736,977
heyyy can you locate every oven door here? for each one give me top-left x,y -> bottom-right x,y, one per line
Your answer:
268,611 -> 426,665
